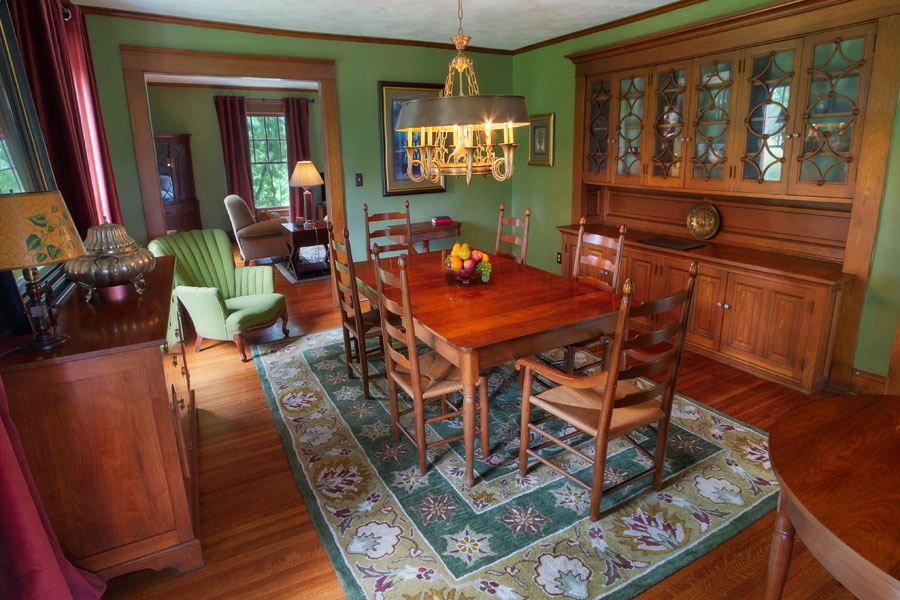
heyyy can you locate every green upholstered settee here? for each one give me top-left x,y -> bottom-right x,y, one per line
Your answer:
148,229 -> 289,361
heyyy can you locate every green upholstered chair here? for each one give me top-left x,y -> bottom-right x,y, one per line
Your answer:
148,229 -> 289,362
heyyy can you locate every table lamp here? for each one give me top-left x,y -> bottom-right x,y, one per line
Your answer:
0,191 -> 85,351
289,160 -> 324,228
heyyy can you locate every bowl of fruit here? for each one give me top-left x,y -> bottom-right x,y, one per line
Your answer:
444,243 -> 491,284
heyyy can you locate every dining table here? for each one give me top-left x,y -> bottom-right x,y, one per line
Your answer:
353,250 -> 622,487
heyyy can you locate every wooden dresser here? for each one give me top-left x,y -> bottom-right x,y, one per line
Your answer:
0,256 -> 202,579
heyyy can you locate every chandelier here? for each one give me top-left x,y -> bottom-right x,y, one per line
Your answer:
395,0 -> 529,185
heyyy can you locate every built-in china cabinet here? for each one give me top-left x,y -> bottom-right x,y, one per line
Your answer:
564,0 -> 900,392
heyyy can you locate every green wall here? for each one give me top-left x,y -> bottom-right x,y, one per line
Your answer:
147,85 -> 322,232
87,15 -> 514,254
88,0 -> 900,375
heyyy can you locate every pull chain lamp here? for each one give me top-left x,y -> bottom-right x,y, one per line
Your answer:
395,0 -> 529,185
289,160 -> 324,228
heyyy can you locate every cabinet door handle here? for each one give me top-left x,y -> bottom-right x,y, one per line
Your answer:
171,355 -> 177,366
181,365 -> 187,377
723,303 -> 731,309
716,301 -> 723,307
681,137 -> 692,142
178,397 -> 185,410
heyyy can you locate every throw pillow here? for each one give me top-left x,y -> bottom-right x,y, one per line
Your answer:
256,209 -> 277,221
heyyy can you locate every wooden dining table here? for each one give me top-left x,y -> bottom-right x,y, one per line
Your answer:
353,250 -> 622,487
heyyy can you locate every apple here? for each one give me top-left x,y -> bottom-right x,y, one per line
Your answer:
463,259 -> 475,271
471,250 -> 482,264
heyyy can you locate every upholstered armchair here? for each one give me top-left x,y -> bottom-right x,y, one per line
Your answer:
148,229 -> 289,362
223,194 -> 288,265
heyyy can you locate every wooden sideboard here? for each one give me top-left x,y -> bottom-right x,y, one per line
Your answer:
559,223 -> 851,393
0,256 -> 202,579
564,0 -> 900,389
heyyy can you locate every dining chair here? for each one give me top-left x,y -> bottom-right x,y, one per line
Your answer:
533,218 -> 626,380
494,203 -> 530,264
364,200 -> 415,260
516,263 -> 698,521
327,223 -> 386,399
373,245 -> 490,476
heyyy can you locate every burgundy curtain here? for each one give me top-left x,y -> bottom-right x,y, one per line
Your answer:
283,97 -> 311,223
63,4 -> 122,225
214,96 -> 255,212
8,0 -> 99,237
0,377 -> 105,600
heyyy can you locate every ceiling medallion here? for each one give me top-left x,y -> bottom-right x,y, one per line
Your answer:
395,0 -> 529,185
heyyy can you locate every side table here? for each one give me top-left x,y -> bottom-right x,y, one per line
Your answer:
765,394 -> 900,599
281,220 -> 329,280
386,220 -> 461,252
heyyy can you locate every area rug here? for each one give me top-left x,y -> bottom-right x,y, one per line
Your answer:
252,330 -> 778,600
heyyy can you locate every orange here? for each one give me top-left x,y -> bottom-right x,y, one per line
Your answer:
481,253 -> 489,263
451,243 -> 461,256
449,255 -> 463,271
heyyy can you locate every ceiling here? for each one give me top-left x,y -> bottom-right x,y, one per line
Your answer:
77,0 -> 678,51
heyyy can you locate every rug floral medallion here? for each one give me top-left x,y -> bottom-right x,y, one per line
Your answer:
253,330 -> 778,600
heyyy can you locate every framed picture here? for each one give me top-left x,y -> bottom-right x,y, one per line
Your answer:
378,81 -> 446,196
527,113 -> 554,167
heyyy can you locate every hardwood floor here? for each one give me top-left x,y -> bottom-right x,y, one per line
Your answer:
104,260 -> 853,600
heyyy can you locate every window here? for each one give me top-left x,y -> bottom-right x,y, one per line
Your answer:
247,114 -> 289,208
0,138 -> 25,193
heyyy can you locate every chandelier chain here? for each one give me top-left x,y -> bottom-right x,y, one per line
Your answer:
458,0 -> 464,37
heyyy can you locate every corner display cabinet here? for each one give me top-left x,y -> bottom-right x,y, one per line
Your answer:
155,133 -> 202,233
567,0 -> 900,393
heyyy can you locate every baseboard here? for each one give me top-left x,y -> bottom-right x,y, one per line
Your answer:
849,368 -> 887,394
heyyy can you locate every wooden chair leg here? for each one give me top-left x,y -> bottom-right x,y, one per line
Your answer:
341,328 -> 353,378
359,339 -> 371,399
518,370 -> 533,477
233,332 -> 248,362
563,344 -> 577,374
194,336 -> 204,353
414,396 -> 427,475
479,375 -> 489,459
652,416 -> 671,490
387,376 -> 400,441
280,312 -> 289,337
590,428 -> 611,522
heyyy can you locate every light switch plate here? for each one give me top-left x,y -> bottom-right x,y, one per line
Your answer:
355,173 -> 363,186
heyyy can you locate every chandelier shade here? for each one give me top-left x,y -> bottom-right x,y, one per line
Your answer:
393,0 -> 529,185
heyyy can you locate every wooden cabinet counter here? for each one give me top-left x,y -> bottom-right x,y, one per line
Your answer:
559,223 -> 851,393
0,256 -> 202,579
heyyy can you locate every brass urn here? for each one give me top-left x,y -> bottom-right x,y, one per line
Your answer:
64,220 -> 156,301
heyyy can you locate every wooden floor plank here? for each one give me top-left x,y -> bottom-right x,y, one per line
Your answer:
104,257 -> 852,599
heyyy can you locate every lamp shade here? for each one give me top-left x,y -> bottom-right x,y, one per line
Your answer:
289,161 -> 324,188
396,94 -> 529,131
0,191 -> 85,270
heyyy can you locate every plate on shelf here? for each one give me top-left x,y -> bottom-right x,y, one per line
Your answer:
686,202 -> 721,239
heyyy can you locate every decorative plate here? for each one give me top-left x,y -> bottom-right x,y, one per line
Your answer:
686,202 -> 721,240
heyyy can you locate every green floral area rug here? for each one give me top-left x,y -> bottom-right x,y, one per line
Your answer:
252,329 -> 778,600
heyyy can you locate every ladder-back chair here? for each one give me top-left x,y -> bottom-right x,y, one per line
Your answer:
517,263 -> 698,521
374,245 -> 489,476
494,203 -> 530,264
328,223 -> 386,399
364,200 -> 415,260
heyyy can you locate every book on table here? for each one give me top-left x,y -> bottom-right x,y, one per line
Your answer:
432,216 -> 452,225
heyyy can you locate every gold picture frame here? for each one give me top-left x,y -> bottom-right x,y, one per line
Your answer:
527,113 -> 554,167
378,81 -> 446,196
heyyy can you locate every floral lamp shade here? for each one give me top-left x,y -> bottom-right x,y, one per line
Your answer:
0,191 -> 85,270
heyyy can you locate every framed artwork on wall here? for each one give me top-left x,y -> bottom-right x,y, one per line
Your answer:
528,113 -> 554,167
378,81 -> 446,196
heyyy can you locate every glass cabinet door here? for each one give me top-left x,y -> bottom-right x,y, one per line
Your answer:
583,76 -> 614,182
647,62 -> 692,187
611,71 -> 648,184
685,52 -> 741,191
733,40 -> 802,194
788,25 -> 874,199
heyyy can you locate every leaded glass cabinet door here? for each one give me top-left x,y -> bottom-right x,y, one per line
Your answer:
733,40 -> 802,195
685,52 -> 741,191
788,25 -> 874,199
583,75 -> 614,182
611,70 -> 649,185
647,61 -> 692,188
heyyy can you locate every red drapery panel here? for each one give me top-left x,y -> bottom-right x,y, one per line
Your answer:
8,0 -> 99,237
214,96 -> 255,212
0,377 -> 105,600
63,4 -> 122,225
283,97 -> 311,223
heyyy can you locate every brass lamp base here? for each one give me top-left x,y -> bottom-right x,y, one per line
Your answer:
19,266 -> 68,353
17,331 -> 69,353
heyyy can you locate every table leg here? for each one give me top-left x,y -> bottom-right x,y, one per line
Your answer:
765,492 -> 796,600
460,351 -> 479,488
286,241 -> 299,279
422,240 -> 430,252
